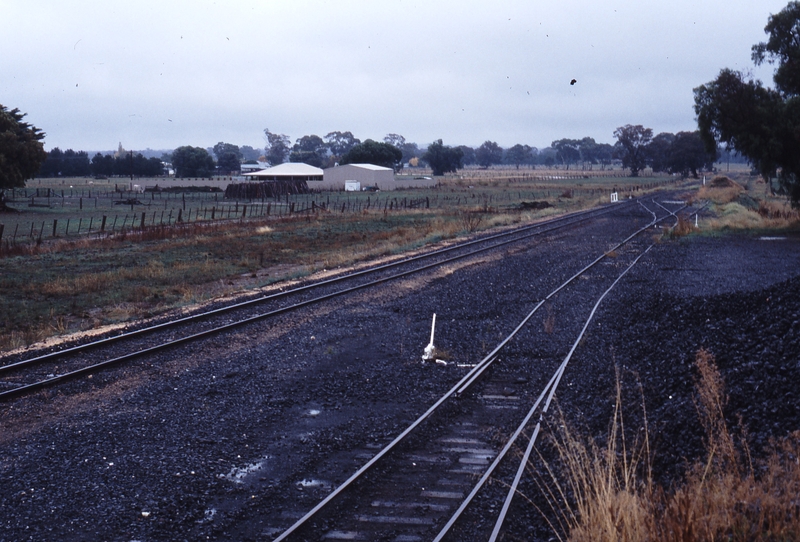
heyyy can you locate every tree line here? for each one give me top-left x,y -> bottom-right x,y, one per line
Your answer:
28,128 -> 718,181
37,148 -> 165,178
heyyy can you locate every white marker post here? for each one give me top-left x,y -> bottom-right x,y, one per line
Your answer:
422,313 -> 436,362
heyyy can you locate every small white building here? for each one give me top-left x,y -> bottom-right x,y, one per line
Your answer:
240,161 -> 269,174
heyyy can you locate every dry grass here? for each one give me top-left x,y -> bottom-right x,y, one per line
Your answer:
458,209 -> 486,232
543,303 -> 556,334
696,185 -> 744,205
692,177 -> 800,231
706,202 -> 800,231
757,200 -> 799,221
537,350 -> 800,542
666,215 -> 698,239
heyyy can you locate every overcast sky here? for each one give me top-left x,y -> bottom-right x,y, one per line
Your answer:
2,0 -> 789,153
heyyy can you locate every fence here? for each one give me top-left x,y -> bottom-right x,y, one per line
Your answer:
0,177 -> 682,253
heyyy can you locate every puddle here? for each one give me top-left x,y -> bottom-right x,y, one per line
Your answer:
297,478 -> 329,488
219,458 -> 269,484
759,236 -> 787,241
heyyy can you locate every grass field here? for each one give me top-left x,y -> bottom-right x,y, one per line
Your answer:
0,165 -> 762,352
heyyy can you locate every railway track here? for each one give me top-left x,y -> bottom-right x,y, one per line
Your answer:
0,200 -> 645,402
251,200 -> 689,541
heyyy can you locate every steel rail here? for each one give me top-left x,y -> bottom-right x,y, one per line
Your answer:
454,200 -> 686,396
431,245 -> 654,542
0,203 -> 635,400
438,200 -> 690,540
486,245 -> 654,542
270,200 -> 681,541
0,202 -> 626,375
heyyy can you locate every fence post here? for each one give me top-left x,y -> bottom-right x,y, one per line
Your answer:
141,211 -> 146,229
101,215 -> 107,232
53,219 -> 57,237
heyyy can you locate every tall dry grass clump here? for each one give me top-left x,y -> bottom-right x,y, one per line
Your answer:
757,199 -> 799,222
694,175 -> 800,231
538,351 -> 800,542
666,215 -> 697,239
541,372 -> 655,542
696,176 -> 744,205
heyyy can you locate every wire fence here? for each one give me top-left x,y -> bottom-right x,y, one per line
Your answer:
0,176 -> 682,253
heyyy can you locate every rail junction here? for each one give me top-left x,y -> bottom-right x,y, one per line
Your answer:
0,196 -> 717,541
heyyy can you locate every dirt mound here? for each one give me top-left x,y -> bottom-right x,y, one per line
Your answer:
520,200 -> 551,210
709,175 -> 742,189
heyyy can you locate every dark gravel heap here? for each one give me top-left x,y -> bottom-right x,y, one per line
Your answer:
1,207 -> 799,541
501,233 -> 800,540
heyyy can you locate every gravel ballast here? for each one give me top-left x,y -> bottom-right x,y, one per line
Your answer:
1,202 -> 800,541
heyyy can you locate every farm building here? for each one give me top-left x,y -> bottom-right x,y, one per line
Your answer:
240,161 -> 269,174
317,163 -> 437,191
319,164 -> 393,191
243,162 -> 323,181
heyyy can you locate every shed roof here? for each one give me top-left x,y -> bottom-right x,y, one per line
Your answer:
330,163 -> 392,171
244,162 -> 323,177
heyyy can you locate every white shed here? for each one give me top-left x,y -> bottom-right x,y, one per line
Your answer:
319,164 -> 394,190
